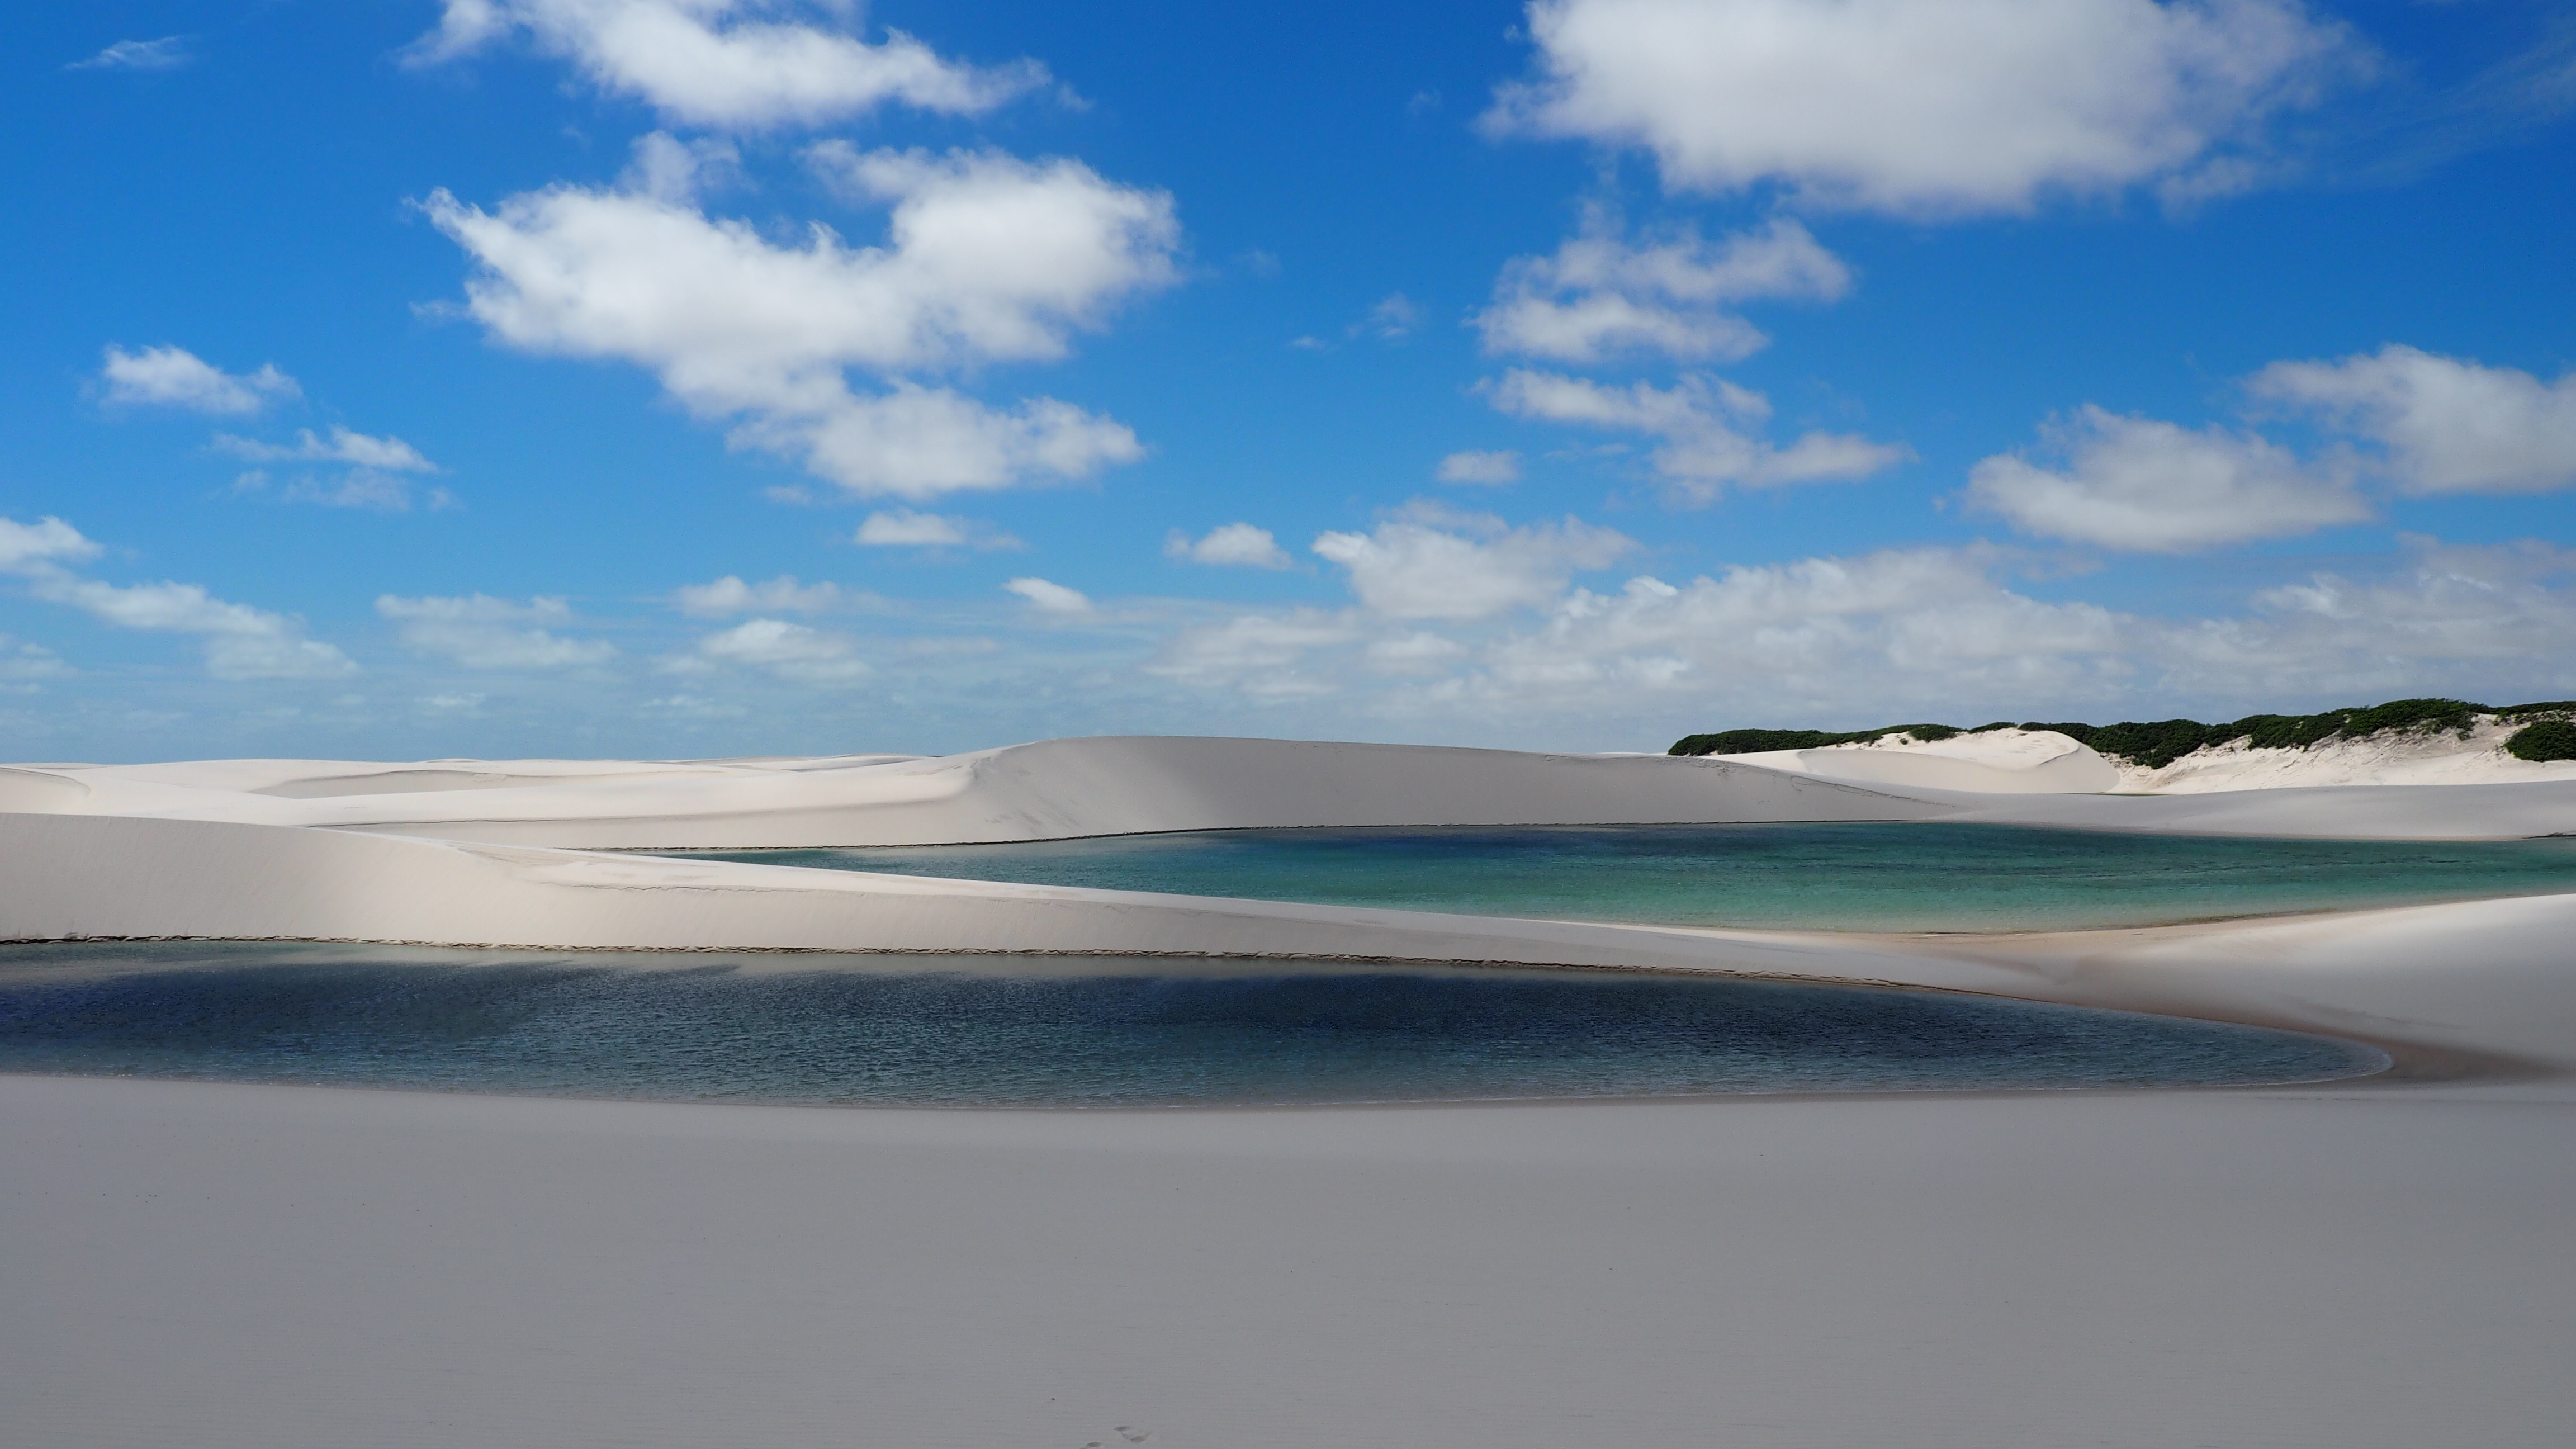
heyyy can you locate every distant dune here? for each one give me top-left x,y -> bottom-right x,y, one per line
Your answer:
1725,719 -> 2576,794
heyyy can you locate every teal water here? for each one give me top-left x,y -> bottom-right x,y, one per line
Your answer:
0,944 -> 2383,1106
676,823 -> 2576,932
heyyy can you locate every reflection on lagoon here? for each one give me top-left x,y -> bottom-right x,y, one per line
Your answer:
0,944 -> 2385,1106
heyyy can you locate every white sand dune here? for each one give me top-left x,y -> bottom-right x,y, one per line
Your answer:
1716,726 -> 2576,835
13,736 -> 1944,847
1726,718 -> 2576,794
18,732 -> 2576,851
0,810 -> 1948,976
2122,713 -> 2576,790
1722,727 -> 2124,793
8,733 -> 2576,1446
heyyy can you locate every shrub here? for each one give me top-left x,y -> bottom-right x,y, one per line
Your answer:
2085,719 -> 2221,770
2506,720 -> 2576,762
1669,722 -> 1962,757
2234,712 -> 2345,750
1670,730 -> 1835,756
2336,698 -> 2483,739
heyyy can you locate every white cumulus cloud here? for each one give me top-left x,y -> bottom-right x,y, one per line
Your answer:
1312,512 -> 1634,621
1366,631 -> 1469,673
2220,539 -> 2576,678
855,508 -> 1024,550
1485,0 -> 2362,215
671,574 -> 861,616
1478,546 -> 2130,705
753,384 -> 1142,499
1488,368 -> 1905,501
1476,216 -> 1849,363
0,517 -> 102,572
2253,344 -> 2576,495
1149,536 -> 2576,723
1005,576 -> 1092,614
1967,404 -> 2371,551
1149,609 -> 1363,699
857,509 -> 967,547
48,579 -> 354,679
376,594 -> 617,670
408,0 -> 1046,129
1437,449 -> 1523,485
424,138 -> 1176,499
100,345 -> 299,415
685,617 -> 871,684
1165,523 -> 1292,570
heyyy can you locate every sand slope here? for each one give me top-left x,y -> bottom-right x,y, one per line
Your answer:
22,732 -> 2576,849
0,811 -> 1996,983
1722,727 -> 2123,793
2122,714 -> 2576,791
13,736 -> 1947,848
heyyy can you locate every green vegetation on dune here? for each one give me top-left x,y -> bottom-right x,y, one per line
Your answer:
1669,697 -> 2566,768
2506,720 -> 2576,762
1668,723 -> 1960,757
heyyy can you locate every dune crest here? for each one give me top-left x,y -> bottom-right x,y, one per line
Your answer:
1721,727 -> 2120,794
13,736 -> 1943,849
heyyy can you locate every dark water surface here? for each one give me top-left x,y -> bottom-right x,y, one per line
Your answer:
0,944 -> 2384,1106
676,822 -> 2576,932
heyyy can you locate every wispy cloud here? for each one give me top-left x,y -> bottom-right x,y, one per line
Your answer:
672,575 -> 873,618
377,594 -> 616,671
855,509 -> 1024,551
0,515 -> 354,680
100,345 -> 297,416
70,37 -> 191,72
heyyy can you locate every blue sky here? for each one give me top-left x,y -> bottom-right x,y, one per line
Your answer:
6,0 -> 2574,761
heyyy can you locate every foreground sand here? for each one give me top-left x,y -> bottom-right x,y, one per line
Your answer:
6,1074 -> 2570,1449
6,735 -> 2575,1444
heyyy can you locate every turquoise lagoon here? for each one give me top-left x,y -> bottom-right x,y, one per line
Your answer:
676,822 -> 2576,933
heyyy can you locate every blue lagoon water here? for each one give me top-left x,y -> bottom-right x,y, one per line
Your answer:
676,822 -> 2576,932
0,944 -> 2383,1106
